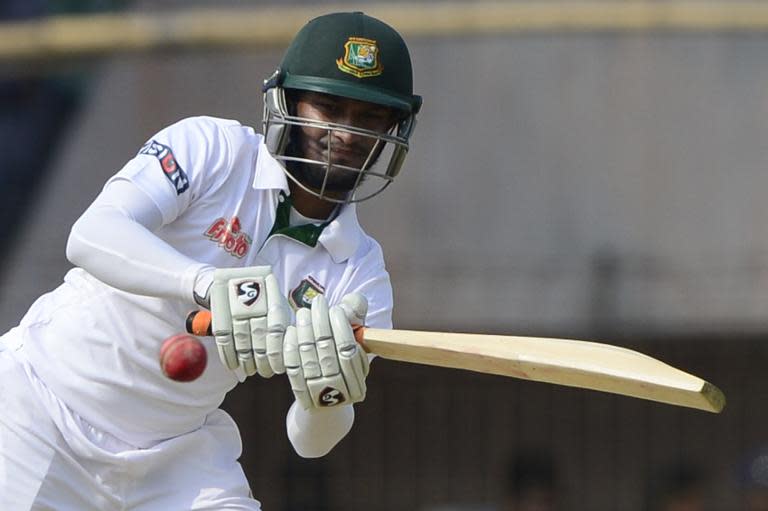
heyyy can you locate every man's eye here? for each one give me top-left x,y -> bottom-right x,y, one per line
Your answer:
317,102 -> 337,113
368,114 -> 394,126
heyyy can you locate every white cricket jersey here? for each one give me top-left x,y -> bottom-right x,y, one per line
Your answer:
14,116 -> 394,448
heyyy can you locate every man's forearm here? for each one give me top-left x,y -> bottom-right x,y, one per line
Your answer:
66,180 -> 211,304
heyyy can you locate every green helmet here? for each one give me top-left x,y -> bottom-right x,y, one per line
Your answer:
263,12 -> 422,203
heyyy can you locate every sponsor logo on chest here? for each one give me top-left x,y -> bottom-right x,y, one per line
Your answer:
289,276 -> 326,311
204,217 -> 252,258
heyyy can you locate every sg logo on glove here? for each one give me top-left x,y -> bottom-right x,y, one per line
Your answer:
319,387 -> 346,407
210,267 -> 291,379
284,293 -> 370,410
237,281 -> 261,307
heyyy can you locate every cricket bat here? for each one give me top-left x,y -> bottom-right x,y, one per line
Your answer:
186,311 -> 725,413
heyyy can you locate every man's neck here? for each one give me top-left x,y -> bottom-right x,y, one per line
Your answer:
288,181 -> 339,220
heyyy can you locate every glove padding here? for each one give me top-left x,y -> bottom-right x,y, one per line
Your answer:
284,293 -> 370,409
209,266 -> 291,378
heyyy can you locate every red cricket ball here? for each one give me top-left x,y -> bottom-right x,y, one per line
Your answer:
159,334 -> 207,382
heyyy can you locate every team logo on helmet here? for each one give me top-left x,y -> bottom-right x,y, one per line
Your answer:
336,37 -> 383,78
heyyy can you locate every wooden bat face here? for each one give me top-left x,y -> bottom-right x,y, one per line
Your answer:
359,328 -> 724,413
186,310 -> 725,413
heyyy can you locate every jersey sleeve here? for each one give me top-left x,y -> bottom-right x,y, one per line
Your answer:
110,116 -> 238,225
66,179 -> 212,304
332,238 -> 394,329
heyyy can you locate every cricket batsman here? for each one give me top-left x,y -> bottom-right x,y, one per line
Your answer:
0,11 -> 421,510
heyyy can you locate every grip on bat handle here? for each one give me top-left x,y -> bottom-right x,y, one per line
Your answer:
185,310 -> 367,347
186,310 -> 213,337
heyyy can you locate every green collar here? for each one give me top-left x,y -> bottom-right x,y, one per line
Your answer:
268,192 -> 333,247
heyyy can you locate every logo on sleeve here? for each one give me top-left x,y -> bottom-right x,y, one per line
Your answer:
138,140 -> 189,195
289,276 -> 326,311
236,281 -> 261,307
205,217 -> 252,258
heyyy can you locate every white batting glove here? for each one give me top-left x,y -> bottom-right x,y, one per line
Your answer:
209,266 -> 291,378
284,293 -> 370,409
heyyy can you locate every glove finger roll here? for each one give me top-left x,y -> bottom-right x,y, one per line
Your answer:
265,274 -> 289,374
210,280 -> 233,334
311,296 -> 341,377
340,292 -> 368,326
232,319 -> 257,376
338,356 -> 365,402
250,316 -> 273,378
296,308 -> 321,380
340,292 -> 370,377
211,279 -> 238,369
330,306 -> 366,401
284,326 -> 313,409
216,333 -> 239,370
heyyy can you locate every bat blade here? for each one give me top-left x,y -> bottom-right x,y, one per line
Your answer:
184,311 -> 725,413
360,328 -> 725,413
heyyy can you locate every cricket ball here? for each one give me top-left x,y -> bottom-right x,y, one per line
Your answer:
160,334 -> 207,382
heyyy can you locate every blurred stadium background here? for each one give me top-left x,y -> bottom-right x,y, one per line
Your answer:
1,1 -> 768,509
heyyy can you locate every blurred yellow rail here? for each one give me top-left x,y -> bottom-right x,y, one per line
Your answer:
2,2 -> 768,61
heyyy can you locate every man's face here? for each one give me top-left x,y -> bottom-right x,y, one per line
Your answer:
286,91 -> 401,194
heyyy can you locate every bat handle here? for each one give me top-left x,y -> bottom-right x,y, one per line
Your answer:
185,310 -> 368,349
186,310 -> 213,337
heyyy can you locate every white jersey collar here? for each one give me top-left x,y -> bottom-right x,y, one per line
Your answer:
318,203 -> 361,263
253,140 -> 290,192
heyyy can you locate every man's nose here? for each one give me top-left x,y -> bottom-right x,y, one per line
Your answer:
330,112 -> 363,145
331,126 -> 357,146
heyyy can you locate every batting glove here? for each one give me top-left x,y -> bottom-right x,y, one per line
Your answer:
284,293 -> 370,409
209,266 -> 291,378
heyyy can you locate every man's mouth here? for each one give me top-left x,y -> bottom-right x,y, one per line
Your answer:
308,140 -> 367,166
